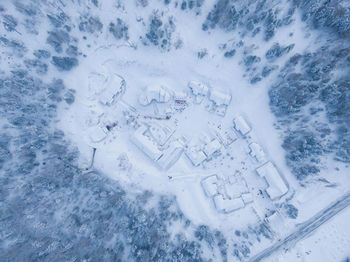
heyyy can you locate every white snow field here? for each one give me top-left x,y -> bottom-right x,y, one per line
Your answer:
269,206 -> 350,262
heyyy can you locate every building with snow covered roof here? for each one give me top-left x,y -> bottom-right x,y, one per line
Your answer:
99,74 -> 126,105
213,194 -> 245,213
148,123 -> 174,146
172,90 -> 188,111
185,146 -> 207,166
157,140 -> 183,170
88,72 -> 125,105
132,125 -> 163,161
201,173 -> 254,214
256,162 -> 288,200
188,80 -> 209,103
201,175 -> 219,197
188,80 -> 208,96
173,89 -> 188,102
138,84 -> 172,106
132,124 -> 183,169
203,139 -> 221,158
209,90 -> 231,107
241,193 -> 253,204
208,89 -> 231,116
213,126 -> 237,147
225,175 -> 249,199
249,142 -> 266,163
233,116 -> 251,136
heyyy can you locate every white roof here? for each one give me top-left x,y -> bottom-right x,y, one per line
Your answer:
225,177 -> 248,199
173,90 -> 187,100
203,139 -> 221,157
214,105 -> 228,117
213,195 -> 245,213
188,81 -> 209,96
256,162 -> 288,200
233,116 -> 251,136
249,142 -> 266,163
201,175 -> 219,197
99,74 -> 125,105
139,84 -> 172,106
241,193 -> 253,204
132,125 -> 163,161
215,128 -> 237,146
209,90 -> 231,106
157,141 -> 183,170
149,123 -> 174,146
185,147 -> 206,166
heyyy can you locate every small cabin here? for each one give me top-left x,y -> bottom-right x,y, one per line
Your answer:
233,116 -> 251,136
249,142 -> 266,163
203,139 -> 221,158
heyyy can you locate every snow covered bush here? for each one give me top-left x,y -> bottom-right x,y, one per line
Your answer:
144,11 -> 176,50
51,56 -> 78,71
2,14 -> 18,32
78,15 -> 103,34
284,204 -> 298,219
265,43 -> 295,61
109,18 -> 129,40
46,29 -> 71,53
0,36 -> 27,57
292,0 -> 350,38
202,0 -> 239,31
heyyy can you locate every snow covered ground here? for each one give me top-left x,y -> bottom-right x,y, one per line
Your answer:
271,206 -> 350,262
1,0 -> 350,261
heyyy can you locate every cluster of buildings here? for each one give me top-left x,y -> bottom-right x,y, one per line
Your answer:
184,135 -> 222,167
84,73 -> 289,216
198,115 -> 289,214
136,81 -> 232,117
201,174 -> 253,213
188,80 -> 231,116
200,163 -> 288,215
